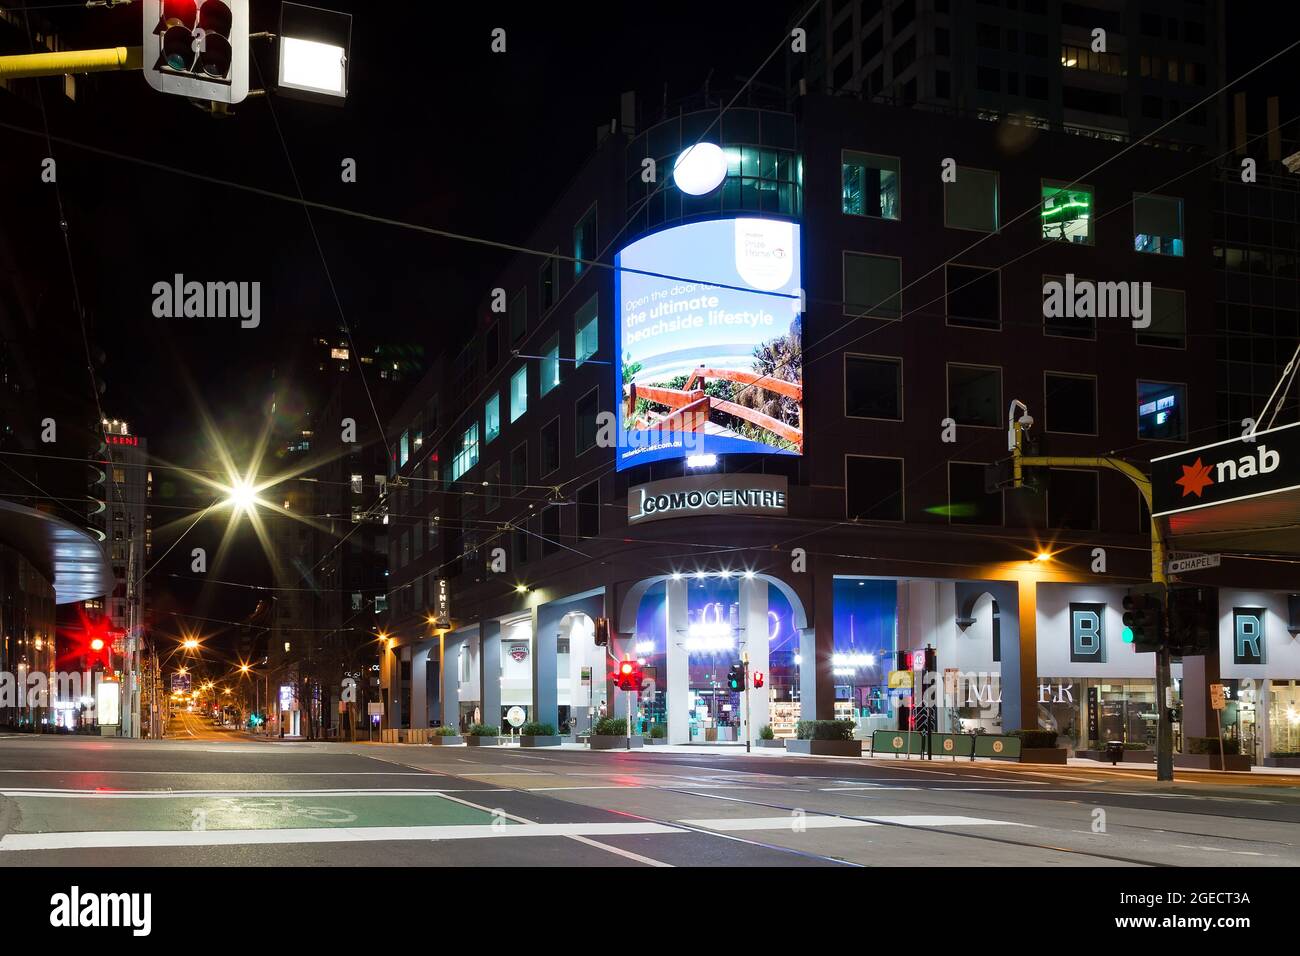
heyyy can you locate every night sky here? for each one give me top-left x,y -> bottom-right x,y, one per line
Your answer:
3,1 -> 794,646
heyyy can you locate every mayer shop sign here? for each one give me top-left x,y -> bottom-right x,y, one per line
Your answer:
1152,420 -> 1300,517
628,474 -> 787,525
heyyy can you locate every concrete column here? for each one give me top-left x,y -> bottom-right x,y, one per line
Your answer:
410,644 -> 430,729
1179,634 -> 1221,748
441,635 -> 461,729
1007,579 -> 1039,732
478,621 -> 502,729
531,603 -> 564,729
665,576 -> 690,744
802,568 -> 835,720
740,576 -> 769,744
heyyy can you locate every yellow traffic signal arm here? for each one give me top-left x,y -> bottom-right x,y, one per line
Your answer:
0,46 -> 142,80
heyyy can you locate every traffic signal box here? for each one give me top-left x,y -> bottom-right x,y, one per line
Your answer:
144,1 -> 250,103
726,662 -> 744,692
615,659 -> 642,692
1122,584 -> 1217,656
1122,587 -> 1164,652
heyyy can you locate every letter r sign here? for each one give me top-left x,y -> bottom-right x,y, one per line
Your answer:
1069,602 -> 1106,663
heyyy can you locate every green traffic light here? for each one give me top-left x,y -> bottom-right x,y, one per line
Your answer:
1122,626 -> 1135,643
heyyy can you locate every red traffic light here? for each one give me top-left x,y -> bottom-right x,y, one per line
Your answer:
752,671 -> 765,688
615,659 -> 642,691
89,637 -> 105,652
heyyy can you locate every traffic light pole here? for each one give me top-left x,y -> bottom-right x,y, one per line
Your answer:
0,47 -> 142,80
1010,413 -> 1175,782
742,651 -> 751,754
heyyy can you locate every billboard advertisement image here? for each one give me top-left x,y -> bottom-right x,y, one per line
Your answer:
614,217 -> 803,471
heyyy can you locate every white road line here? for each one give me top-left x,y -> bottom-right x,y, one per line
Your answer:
681,816 -> 877,832
0,788 -> 501,799
0,821 -> 687,852
0,770 -> 435,776
566,834 -> 673,867
864,815 -> 1032,827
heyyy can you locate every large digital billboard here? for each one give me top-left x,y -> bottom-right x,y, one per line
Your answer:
614,217 -> 803,471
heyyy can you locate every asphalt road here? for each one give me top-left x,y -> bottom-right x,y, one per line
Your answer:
0,734 -> 1297,867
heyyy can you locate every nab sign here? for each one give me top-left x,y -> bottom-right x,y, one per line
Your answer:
1152,421 -> 1300,517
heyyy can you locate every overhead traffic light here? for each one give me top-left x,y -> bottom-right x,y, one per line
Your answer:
144,0 -> 249,104
923,647 -> 937,672
726,662 -> 744,692
1168,586 -> 1217,657
1122,589 -> 1164,652
593,617 -> 610,647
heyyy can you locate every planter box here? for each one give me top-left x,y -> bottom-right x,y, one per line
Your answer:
784,739 -> 862,757
1176,753 -> 1251,771
1019,747 -> 1068,765
589,735 -> 643,750
464,736 -> 499,747
757,739 -> 787,749
427,735 -> 463,746
645,737 -> 669,745
1264,756 -> 1300,768
519,735 -> 561,748
1077,748 -> 1153,764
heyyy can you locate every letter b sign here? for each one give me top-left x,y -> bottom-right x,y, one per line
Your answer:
1070,602 -> 1106,663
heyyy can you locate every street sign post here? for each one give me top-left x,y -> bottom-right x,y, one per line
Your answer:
1165,553 -> 1221,575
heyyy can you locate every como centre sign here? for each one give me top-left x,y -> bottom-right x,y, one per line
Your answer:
628,475 -> 787,525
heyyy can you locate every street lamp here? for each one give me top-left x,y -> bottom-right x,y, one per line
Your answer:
276,2 -> 351,103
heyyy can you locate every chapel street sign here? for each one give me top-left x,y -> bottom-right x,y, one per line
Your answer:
1151,420 -> 1300,517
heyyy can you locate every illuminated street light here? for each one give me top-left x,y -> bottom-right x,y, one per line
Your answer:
182,638 -> 200,651
276,2 -> 351,102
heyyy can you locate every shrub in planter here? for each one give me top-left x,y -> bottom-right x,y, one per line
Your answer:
432,726 -> 459,737
759,724 -> 775,741
521,722 -> 556,737
1009,729 -> 1058,748
796,719 -> 855,741
649,724 -> 666,739
594,716 -> 627,737
467,724 -> 500,737
1188,736 -> 1239,755
1270,751 -> 1300,758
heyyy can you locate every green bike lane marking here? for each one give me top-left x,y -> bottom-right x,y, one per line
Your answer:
6,793 -> 512,833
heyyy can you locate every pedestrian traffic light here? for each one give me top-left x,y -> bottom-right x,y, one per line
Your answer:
1122,589 -> 1163,652
752,671 -> 764,689
594,617 -> 610,647
615,659 -> 641,692
726,662 -> 744,691
143,0 -> 249,104
923,647 -> 937,672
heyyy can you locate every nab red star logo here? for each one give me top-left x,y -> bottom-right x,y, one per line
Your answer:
1176,457 -> 1214,498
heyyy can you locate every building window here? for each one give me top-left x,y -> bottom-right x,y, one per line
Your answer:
512,521 -> 529,567
945,264 -> 1000,329
484,461 -> 500,513
1045,372 -> 1098,435
575,295 -> 598,366
574,205 -> 596,277
451,424 -> 479,481
1047,469 -> 1099,530
428,514 -> 439,550
1134,194 -> 1184,256
539,252 -> 558,313
1041,180 -> 1094,244
509,289 -> 527,342
1042,274 -> 1095,339
510,366 -> 528,422
1137,381 -> 1187,441
846,455 -> 904,521
540,505 -> 561,557
843,252 -> 902,319
541,417 -> 561,476
947,364 -> 1002,427
844,354 -> 902,420
485,393 -> 501,444
483,322 -> 499,373
576,480 -> 600,539
1137,288 -> 1187,349
350,474 -> 363,494
948,462 -> 1003,525
510,442 -> 527,493
841,150 -> 900,220
540,336 -> 560,396
576,386 -> 599,454
944,167 -> 999,232
399,430 -> 410,467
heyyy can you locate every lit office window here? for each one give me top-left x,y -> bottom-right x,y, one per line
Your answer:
485,393 -> 501,443
1134,194 -> 1184,256
541,336 -> 560,396
842,150 -> 900,220
575,296 -> 598,366
451,424 -> 480,481
1041,181 -> 1094,244
1137,381 -> 1187,441
510,366 -> 528,422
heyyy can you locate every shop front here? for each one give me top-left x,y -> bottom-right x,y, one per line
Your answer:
1217,590 -> 1300,765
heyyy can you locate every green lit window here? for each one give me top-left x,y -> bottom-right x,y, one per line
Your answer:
485,394 -> 501,444
842,151 -> 900,220
575,295 -> 598,366
1041,181 -> 1094,244
540,336 -> 560,396
510,366 -> 528,422
451,424 -> 479,482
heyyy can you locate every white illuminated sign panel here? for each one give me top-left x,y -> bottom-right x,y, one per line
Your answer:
628,475 -> 788,525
